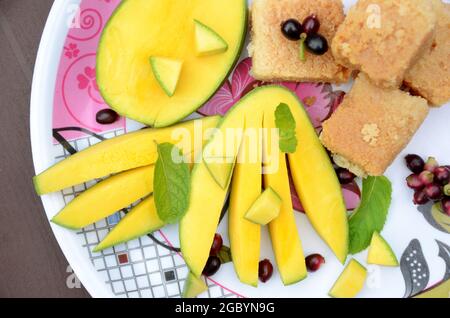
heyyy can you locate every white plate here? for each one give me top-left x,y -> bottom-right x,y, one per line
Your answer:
31,0 -> 450,298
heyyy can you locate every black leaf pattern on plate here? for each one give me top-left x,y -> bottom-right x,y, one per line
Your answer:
401,239 -> 430,298
417,202 -> 450,234
436,240 -> 450,281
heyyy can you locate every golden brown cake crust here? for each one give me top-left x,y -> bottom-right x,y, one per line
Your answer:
250,0 -> 350,83
404,0 -> 450,106
332,0 -> 437,88
321,74 -> 429,176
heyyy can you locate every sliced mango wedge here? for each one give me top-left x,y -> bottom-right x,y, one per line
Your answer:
329,259 -> 367,298
94,196 -> 164,252
367,232 -> 399,267
244,187 -> 282,226
194,20 -> 228,56
287,104 -> 348,264
229,115 -> 263,286
150,57 -> 183,97
51,165 -> 154,230
182,272 -> 208,298
263,110 -> 307,285
34,116 -> 220,195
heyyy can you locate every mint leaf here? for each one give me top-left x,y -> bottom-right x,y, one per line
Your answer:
217,245 -> 232,264
275,103 -> 297,153
349,176 -> 392,254
154,143 -> 190,224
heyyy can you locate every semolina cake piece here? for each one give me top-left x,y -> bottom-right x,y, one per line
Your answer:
321,74 -> 429,177
249,0 -> 350,83
332,0 -> 437,88
404,0 -> 450,106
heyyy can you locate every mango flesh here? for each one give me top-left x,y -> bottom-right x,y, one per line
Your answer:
181,85 -> 329,281
182,272 -> 208,298
97,0 -> 247,127
245,187 -> 281,226
33,116 -> 220,195
329,259 -> 367,298
229,115 -> 263,287
367,232 -> 399,266
150,57 -> 183,97
194,20 -> 228,56
263,110 -> 307,285
51,165 -> 154,230
180,106 -> 244,277
94,196 -> 164,252
287,106 -> 348,263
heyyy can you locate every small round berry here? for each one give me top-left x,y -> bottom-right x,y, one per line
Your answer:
419,170 -> 434,186
304,34 -> 328,55
305,254 -> 325,272
210,233 -> 223,256
424,183 -> 443,201
302,15 -> 320,35
413,189 -> 429,205
434,167 -> 450,185
404,154 -> 425,174
202,256 -> 221,277
258,259 -> 274,283
281,19 -> 303,41
406,174 -> 424,190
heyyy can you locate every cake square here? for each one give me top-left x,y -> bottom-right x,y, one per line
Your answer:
321,74 -> 429,176
249,0 -> 350,83
332,0 -> 437,88
404,0 -> 450,106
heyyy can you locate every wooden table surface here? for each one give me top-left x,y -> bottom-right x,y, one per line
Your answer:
0,0 -> 89,297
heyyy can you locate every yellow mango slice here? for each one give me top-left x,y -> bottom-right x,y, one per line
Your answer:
94,196 -> 164,252
229,114 -> 263,286
329,259 -> 367,298
263,110 -> 307,285
34,116 -> 220,195
51,166 -> 154,230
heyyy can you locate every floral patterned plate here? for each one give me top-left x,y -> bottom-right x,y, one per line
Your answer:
30,0 -> 449,298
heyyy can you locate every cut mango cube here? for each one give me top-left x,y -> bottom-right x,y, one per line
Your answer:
194,19 -> 228,56
150,57 -> 183,97
245,187 -> 281,225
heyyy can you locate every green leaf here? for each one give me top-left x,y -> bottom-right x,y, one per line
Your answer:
153,143 -> 191,224
349,176 -> 392,254
275,103 -> 297,153
217,245 -> 232,264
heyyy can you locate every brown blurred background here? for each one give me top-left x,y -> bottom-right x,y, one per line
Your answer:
0,0 -> 89,297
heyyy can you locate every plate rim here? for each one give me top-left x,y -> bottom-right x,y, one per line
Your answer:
30,0 -> 112,298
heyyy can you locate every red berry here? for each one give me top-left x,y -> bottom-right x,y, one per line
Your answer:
258,259 -> 274,283
413,189 -> 429,205
305,254 -> 325,272
405,154 -> 425,174
434,167 -> 450,185
302,15 -> 320,35
424,157 -> 439,173
406,174 -> 424,190
442,198 -> 450,216
419,170 -> 434,186
210,233 -> 223,256
424,183 -> 442,201
336,168 -> 356,184
202,256 -> 221,277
